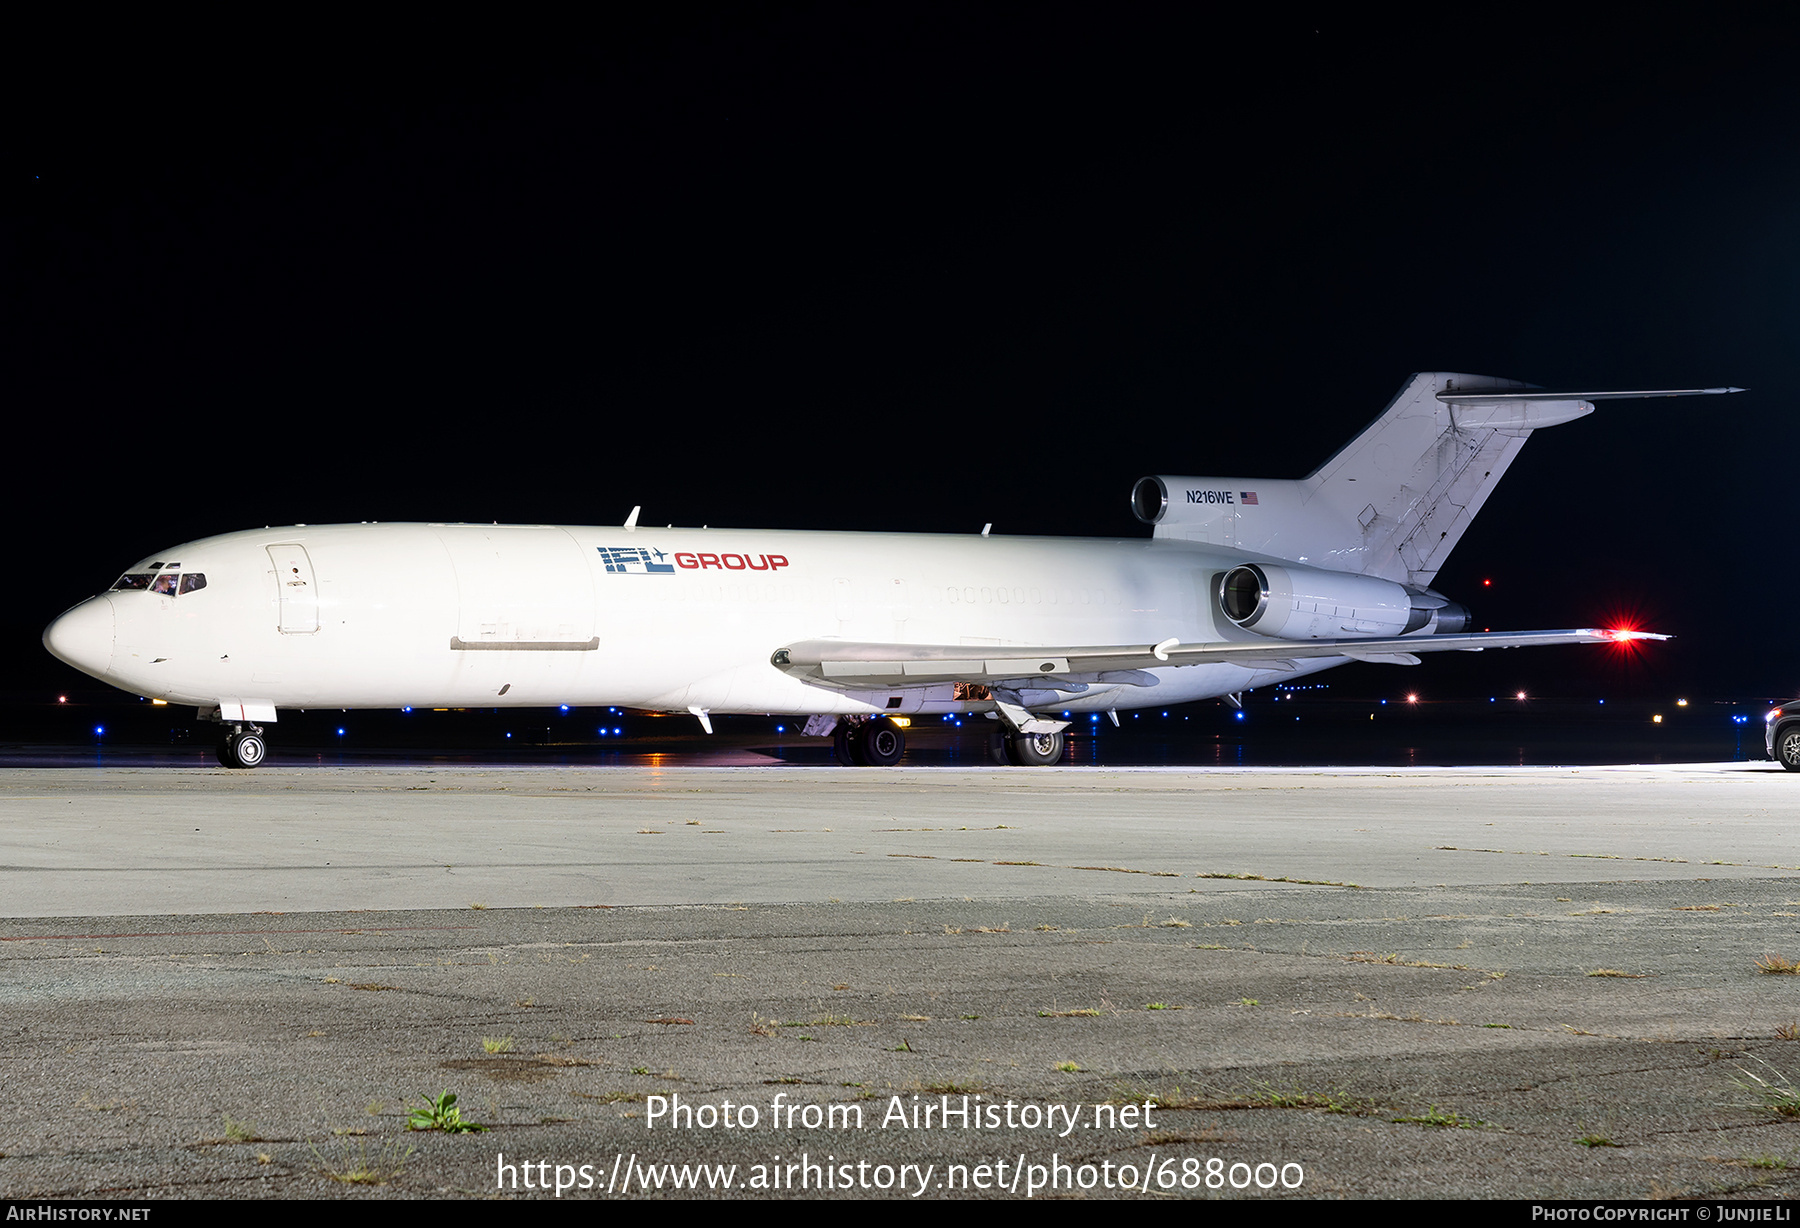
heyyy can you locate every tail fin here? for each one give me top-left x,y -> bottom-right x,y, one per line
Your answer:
1304,371 -> 1566,585
1134,373 -> 1740,586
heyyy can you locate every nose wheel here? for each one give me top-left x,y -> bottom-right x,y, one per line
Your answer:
217,729 -> 267,769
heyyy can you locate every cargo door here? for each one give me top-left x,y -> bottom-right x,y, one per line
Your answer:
435,526 -> 597,648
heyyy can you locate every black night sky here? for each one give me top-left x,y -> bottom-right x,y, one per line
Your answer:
8,7 -> 1800,716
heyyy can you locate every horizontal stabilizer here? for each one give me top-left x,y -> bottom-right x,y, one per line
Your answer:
1436,387 -> 1743,402
771,629 -> 1664,690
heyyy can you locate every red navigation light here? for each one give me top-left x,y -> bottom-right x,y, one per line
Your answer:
1482,578 -> 1492,587
1600,618 -> 1655,659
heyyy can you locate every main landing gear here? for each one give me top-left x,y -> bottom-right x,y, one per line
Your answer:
988,729 -> 1067,766
825,714 -> 1069,766
216,726 -> 267,769
833,716 -> 906,766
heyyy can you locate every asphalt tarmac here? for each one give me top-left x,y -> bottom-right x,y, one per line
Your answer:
4,758 -> 1800,1199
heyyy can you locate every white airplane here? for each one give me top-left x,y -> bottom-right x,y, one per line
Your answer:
44,372 -> 1733,768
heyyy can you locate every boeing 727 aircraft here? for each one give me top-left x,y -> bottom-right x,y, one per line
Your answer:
43,373 -> 1732,768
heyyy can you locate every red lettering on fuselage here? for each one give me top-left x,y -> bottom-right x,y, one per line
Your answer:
675,551 -> 790,570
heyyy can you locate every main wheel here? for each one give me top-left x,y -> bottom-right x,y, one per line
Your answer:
833,721 -> 864,766
861,717 -> 905,766
1778,726 -> 1800,772
1005,730 -> 1065,766
221,731 -> 267,769
988,730 -> 1010,766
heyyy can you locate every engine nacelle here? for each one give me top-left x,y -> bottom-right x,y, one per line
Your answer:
1129,474 -> 1358,559
1217,562 -> 1462,639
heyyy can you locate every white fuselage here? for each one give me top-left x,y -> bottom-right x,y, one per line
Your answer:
46,523 -> 1333,719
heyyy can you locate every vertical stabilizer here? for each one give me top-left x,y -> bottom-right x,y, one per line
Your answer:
1133,375 -> 1737,585
1301,372 -> 1586,585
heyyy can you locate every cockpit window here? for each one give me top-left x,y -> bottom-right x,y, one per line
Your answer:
111,571 -> 207,595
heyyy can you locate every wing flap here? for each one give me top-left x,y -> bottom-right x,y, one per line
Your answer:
771,629 -> 1662,689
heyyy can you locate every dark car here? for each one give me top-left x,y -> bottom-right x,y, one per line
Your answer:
1767,703 -> 1800,770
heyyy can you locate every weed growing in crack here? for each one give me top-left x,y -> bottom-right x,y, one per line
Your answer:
310,1136 -> 414,1184
407,1091 -> 488,1134
1250,1081 -> 1380,1116
1390,1105 -> 1491,1129
1733,1059 -> 1800,1117
222,1116 -> 260,1143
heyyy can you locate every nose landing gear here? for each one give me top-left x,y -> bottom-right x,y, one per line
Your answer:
216,727 -> 267,769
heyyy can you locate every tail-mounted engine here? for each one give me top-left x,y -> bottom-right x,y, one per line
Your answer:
1217,562 -> 1469,639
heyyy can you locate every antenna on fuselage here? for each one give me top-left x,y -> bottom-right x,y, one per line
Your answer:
624,505 -> 641,531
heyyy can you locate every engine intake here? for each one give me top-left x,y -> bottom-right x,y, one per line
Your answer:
1218,563 -> 1465,639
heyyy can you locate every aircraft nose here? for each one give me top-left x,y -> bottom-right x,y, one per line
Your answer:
44,596 -> 116,677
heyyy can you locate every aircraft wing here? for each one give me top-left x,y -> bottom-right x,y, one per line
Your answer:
770,628 -> 1664,689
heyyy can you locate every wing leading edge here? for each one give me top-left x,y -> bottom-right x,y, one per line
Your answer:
770,629 -> 1665,690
